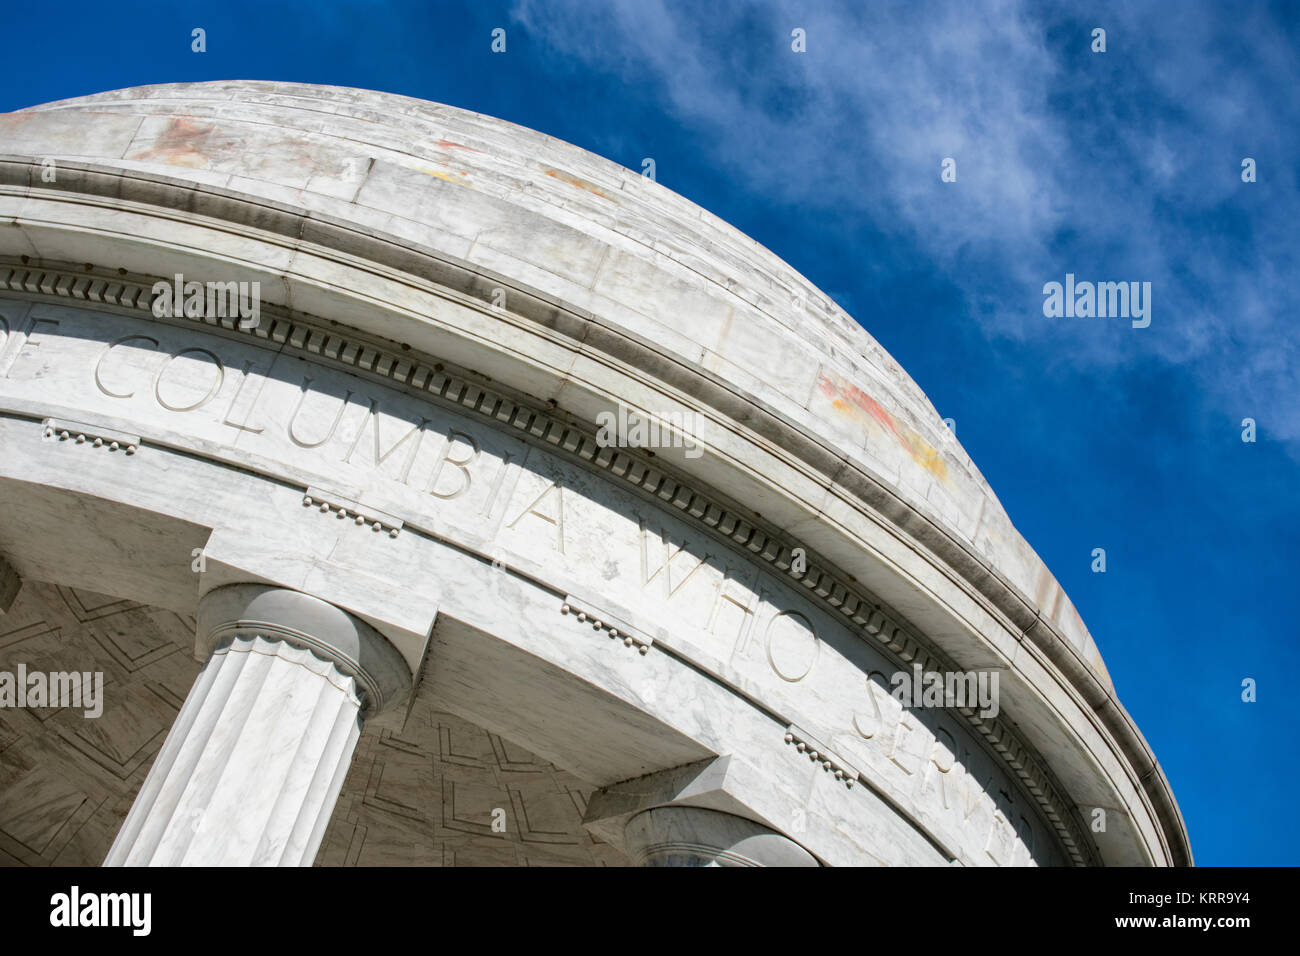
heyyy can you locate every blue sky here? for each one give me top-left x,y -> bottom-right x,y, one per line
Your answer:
3,0 -> 1296,865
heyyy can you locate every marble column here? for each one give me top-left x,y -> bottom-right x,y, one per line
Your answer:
105,584 -> 411,867
624,806 -> 820,867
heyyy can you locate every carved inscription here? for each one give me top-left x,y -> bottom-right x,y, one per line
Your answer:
0,303 -> 1058,865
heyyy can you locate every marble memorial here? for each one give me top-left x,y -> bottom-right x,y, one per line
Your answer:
0,82 -> 1190,867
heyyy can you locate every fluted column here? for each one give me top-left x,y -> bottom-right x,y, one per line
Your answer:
105,584 -> 410,867
624,806 -> 820,867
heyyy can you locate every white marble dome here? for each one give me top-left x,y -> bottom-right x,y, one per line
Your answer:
0,81 -> 1189,867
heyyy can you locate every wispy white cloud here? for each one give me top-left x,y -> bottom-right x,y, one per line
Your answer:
511,0 -> 1300,448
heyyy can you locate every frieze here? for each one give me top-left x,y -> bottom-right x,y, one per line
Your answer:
0,265 -> 1096,864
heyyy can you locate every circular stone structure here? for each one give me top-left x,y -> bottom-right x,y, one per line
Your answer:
0,81 -> 1189,867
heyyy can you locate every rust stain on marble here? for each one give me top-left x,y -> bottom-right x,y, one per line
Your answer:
819,373 -> 949,483
542,167 -> 609,198
418,166 -> 468,184
432,138 -> 481,153
126,117 -> 214,168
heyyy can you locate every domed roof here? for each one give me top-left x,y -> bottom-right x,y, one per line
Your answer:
8,80 -> 1112,684
1,79 -> 1197,867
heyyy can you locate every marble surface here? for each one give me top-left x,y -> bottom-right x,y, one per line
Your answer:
0,81 -> 1190,865
0,299 -> 1083,865
0,81 -> 1110,688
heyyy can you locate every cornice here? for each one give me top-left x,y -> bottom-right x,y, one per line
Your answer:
0,144 -> 1194,867
0,256 -> 1107,865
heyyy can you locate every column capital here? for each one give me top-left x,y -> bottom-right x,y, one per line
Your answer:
625,806 -> 819,867
197,583 -> 411,717
108,587 -> 412,866
584,756 -> 821,866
